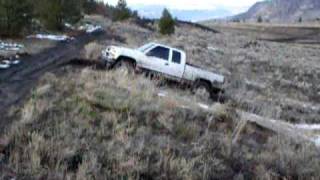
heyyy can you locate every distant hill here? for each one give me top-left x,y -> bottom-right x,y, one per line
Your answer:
232,0 -> 320,22
132,5 -> 232,22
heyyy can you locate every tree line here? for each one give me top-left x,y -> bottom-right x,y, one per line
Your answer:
0,0 -> 175,37
0,0 -> 138,37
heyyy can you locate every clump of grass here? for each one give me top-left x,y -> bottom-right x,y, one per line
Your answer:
84,42 -> 105,60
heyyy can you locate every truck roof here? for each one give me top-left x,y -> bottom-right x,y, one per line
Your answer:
144,42 -> 184,53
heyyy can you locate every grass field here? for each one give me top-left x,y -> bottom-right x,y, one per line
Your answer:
1,16 -> 320,179
203,22 -> 320,44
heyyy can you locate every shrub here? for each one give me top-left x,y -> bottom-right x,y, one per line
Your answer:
35,0 -> 82,30
113,0 -> 131,21
159,8 -> 175,35
84,42 -> 104,60
0,0 -> 32,36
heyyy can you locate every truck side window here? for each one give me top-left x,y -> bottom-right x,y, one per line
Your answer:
146,46 -> 169,61
172,51 -> 181,64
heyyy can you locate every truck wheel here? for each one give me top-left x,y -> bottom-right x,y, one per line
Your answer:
211,90 -> 225,103
114,60 -> 135,75
194,81 -> 212,100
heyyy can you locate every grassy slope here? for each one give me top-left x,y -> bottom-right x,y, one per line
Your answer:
111,21 -> 320,123
1,17 -> 320,179
1,67 -> 320,179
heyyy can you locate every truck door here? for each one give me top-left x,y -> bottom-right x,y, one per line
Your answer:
145,46 -> 171,74
168,50 -> 185,78
145,46 -> 185,78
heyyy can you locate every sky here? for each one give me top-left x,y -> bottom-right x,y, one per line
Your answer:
103,0 -> 261,14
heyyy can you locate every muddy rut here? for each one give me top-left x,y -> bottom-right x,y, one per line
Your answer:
0,31 -> 109,135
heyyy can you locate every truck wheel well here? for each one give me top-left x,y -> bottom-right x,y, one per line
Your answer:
116,56 -> 137,67
194,79 -> 212,89
194,79 -> 224,94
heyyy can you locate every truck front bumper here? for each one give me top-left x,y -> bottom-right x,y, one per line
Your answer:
101,58 -> 116,69
101,49 -> 118,69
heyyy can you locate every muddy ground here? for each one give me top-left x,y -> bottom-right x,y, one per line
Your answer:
0,31 -> 110,135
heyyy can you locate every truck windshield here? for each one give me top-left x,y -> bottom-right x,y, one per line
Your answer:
137,43 -> 154,52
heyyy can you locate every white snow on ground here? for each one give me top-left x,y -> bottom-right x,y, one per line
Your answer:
207,46 -> 219,51
295,124 -> 320,130
0,42 -> 24,51
86,25 -> 103,33
27,34 -> 73,41
207,46 -> 224,54
0,63 -> 10,69
79,24 -> 103,33
64,23 -> 76,30
198,103 -> 210,110
312,136 -> 320,147
2,59 -> 20,65
0,59 -> 21,70
158,91 -> 167,97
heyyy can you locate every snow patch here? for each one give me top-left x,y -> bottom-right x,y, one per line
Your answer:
79,24 -> 103,33
207,46 -> 223,54
198,103 -> 210,110
207,46 -> 219,51
312,136 -> 320,147
0,42 -> 24,51
158,92 -> 167,97
27,34 -> 73,41
64,23 -> 76,30
295,124 -> 320,130
0,63 -> 10,69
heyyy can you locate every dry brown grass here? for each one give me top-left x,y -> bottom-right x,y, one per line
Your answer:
1,17 -> 320,179
0,66 -> 319,179
83,42 -> 105,60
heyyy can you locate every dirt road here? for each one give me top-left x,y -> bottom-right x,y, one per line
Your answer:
0,31 -> 108,135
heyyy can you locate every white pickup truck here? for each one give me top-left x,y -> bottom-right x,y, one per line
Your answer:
101,42 -> 225,99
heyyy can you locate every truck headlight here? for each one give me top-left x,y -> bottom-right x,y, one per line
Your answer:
102,47 -> 117,60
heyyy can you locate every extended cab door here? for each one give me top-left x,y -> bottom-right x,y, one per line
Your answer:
168,49 -> 185,78
145,46 -> 185,78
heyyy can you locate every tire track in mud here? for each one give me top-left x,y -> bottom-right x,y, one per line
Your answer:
0,31 -> 109,135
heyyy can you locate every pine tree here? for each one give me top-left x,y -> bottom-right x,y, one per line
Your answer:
63,0 -> 83,24
83,0 -> 97,14
35,0 -> 82,30
114,0 -> 131,21
0,0 -> 32,36
158,8 -> 175,35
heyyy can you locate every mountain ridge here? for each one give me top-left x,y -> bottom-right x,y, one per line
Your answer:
132,5 -> 232,22
233,0 -> 320,22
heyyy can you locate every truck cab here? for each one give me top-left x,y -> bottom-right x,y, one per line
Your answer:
137,43 -> 186,78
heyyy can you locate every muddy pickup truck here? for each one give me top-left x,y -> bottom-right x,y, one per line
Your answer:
101,42 -> 225,99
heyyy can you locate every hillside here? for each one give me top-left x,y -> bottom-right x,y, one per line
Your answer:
233,0 -> 320,22
1,16 -> 320,179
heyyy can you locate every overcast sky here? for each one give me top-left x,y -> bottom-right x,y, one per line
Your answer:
103,0 -> 261,14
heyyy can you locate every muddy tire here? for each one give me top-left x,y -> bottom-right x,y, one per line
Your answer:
193,81 -> 212,101
114,59 -> 135,75
211,89 -> 225,103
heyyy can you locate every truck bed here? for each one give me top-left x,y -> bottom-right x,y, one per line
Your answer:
183,64 -> 225,84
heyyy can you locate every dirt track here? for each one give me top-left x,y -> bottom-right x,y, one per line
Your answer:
0,31 -> 108,135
